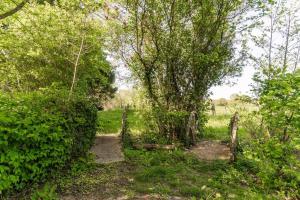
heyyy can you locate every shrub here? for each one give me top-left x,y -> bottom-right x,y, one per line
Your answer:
209,137 -> 299,199
0,91 -> 97,194
31,183 -> 58,200
242,138 -> 300,195
141,107 -> 207,146
64,99 -> 97,157
260,71 -> 300,140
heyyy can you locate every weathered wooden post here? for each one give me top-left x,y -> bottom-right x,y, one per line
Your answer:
186,110 -> 198,146
120,106 -> 128,142
229,112 -> 239,162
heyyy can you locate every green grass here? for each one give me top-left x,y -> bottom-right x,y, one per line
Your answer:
9,103 -> 294,199
204,104 -> 255,141
97,109 -> 145,134
54,149 -> 269,199
54,104 -> 290,199
98,104 -> 254,140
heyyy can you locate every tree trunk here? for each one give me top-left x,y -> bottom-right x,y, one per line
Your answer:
68,35 -> 85,100
283,12 -> 291,69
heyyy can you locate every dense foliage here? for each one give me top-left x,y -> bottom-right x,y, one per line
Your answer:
113,0 -> 245,143
260,70 -> 300,140
0,1 -> 116,195
0,91 -> 97,194
217,70 -> 300,199
0,0 -> 116,103
0,0 -> 299,199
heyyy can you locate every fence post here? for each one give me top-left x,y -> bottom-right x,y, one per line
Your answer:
229,112 -> 239,162
186,110 -> 198,146
120,106 -> 128,142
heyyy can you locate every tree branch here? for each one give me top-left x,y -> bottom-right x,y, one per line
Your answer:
68,35 -> 85,100
0,0 -> 28,20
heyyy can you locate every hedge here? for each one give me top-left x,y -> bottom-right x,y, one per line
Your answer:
0,91 -> 97,193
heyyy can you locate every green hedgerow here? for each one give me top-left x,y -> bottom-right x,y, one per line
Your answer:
0,90 -> 97,194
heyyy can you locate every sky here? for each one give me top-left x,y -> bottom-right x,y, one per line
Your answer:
114,64 -> 255,100
209,66 -> 255,99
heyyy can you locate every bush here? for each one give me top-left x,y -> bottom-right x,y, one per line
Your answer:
146,109 -> 189,144
213,138 -> 300,199
242,138 -> 300,195
31,183 -> 58,200
0,91 -> 97,194
260,71 -> 300,140
140,107 -> 207,146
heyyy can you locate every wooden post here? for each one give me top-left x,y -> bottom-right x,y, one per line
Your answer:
229,112 -> 239,162
120,106 -> 128,142
186,111 -> 198,146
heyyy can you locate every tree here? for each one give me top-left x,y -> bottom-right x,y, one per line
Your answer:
250,0 -> 300,82
0,0 -> 116,103
112,0 -> 248,143
260,70 -> 300,141
0,0 -> 28,20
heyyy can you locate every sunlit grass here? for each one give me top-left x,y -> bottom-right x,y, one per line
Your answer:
97,109 -> 145,134
204,104 -> 258,141
98,103 -> 258,140
57,149 -> 266,199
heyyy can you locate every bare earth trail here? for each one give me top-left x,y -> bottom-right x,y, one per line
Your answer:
90,134 -> 124,164
189,140 -> 231,160
90,134 -> 231,163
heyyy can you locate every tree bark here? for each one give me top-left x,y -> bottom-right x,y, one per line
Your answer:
186,110 -> 198,146
120,106 -> 128,141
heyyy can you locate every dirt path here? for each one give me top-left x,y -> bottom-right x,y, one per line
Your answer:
90,135 -> 229,163
90,134 -> 124,164
189,140 -> 231,160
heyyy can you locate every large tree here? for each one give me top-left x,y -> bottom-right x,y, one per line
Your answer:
114,0 -> 247,142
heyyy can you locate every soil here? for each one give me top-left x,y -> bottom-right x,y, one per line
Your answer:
189,140 -> 231,160
90,134 -> 125,164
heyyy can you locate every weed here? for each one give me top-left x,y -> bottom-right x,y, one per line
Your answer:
31,183 -> 58,200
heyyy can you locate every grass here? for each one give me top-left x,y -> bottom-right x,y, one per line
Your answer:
7,103 -> 296,199
52,103 -> 273,199
204,104 -> 256,141
97,109 -> 145,134
55,149 -> 269,199
98,103 -> 257,140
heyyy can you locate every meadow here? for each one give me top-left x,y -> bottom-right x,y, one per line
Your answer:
97,101 -> 258,141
